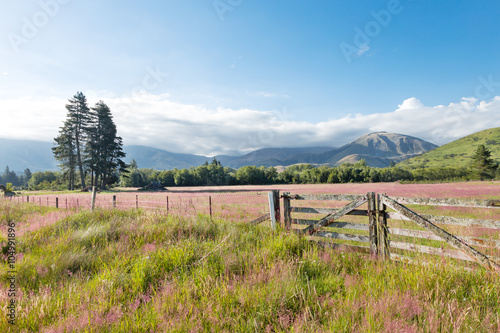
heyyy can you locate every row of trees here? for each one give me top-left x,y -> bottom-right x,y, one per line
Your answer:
52,92 -> 126,190
0,166 -> 32,187
120,158 -> 500,188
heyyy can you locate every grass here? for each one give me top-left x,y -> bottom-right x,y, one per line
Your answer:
1,200 -> 500,332
398,127 -> 500,169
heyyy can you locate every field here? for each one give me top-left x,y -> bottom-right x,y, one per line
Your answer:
1,182 -> 500,332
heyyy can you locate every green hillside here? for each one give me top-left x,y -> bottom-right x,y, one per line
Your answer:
398,127 -> 500,168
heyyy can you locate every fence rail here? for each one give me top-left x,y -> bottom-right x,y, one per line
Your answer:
2,190 -> 271,225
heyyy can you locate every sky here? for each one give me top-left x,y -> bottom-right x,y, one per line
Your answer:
1,0 -> 500,156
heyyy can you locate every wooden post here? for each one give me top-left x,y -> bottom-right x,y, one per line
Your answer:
27,196 -> 29,203
46,197 -> 49,206
113,195 -> 116,208
91,186 -> 97,210
273,190 -> 280,225
209,196 -> 212,218
368,192 -> 378,255
377,193 -> 389,259
39,197 -> 41,205
66,198 -> 68,209
268,192 -> 276,229
283,192 -> 291,230
136,195 -> 138,209
166,196 -> 169,214
56,197 -> 59,209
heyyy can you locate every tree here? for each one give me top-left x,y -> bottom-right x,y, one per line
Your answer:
471,144 -> 496,180
53,123 -> 77,190
86,101 -> 127,189
53,92 -> 91,189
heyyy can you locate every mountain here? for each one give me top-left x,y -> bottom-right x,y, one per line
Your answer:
0,139 -> 57,172
0,132 -> 438,172
219,147 -> 335,168
123,146 -> 209,170
322,132 -> 438,167
398,127 -> 500,169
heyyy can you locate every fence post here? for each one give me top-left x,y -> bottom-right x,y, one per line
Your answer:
46,197 -> 49,206
272,190 -> 280,226
283,192 -> 291,230
136,195 -> 138,209
113,195 -> 116,208
27,196 -> 29,203
368,192 -> 378,256
91,187 -> 97,210
268,192 -> 276,229
377,193 -> 389,260
56,197 -> 59,209
209,196 -> 212,218
166,196 -> 169,214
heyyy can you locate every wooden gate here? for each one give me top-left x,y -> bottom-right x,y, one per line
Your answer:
280,192 -> 500,274
282,192 -> 379,255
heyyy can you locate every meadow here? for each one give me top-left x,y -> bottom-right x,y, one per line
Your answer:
1,182 -> 500,332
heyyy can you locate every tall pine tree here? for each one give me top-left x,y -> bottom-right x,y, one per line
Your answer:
87,101 -> 127,189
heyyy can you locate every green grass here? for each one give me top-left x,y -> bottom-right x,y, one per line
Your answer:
398,127 -> 500,169
1,202 -> 500,332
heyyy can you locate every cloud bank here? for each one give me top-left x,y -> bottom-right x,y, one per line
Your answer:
2,94 -> 500,156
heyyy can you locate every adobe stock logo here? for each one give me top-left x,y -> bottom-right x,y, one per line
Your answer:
7,0 -> 71,53
340,0 -> 413,64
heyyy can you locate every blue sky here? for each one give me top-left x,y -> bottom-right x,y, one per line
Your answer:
1,0 -> 500,155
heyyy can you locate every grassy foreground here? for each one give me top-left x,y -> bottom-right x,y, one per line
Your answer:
1,202 -> 500,332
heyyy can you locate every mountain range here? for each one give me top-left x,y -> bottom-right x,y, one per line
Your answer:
0,132 -> 437,172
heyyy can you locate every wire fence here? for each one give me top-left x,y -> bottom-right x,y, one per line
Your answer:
3,191 -> 271,224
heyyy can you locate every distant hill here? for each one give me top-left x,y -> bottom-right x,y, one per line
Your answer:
0,132 -> 438,172
123,146 -> 209,170
397,127 -> 500,168
0,139 -> 57,172
322,132 -> 438,167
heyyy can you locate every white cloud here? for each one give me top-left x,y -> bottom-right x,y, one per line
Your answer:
1,94 -> 500,156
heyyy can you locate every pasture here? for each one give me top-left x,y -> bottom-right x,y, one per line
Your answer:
1,182 -> 500,332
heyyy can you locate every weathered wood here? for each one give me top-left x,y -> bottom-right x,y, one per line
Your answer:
268,192 -> 276,229
381,194 -> 500,273
249,214 -> 269,225
368,192 -> 377,255
308,239 -> 372,254
113,195 -> 116,208
301,196 -> 368,235
313,231 -> 370,243
292,219 -> 369,230
390,241 -> 473,262
290,194 -> 366,202
272,190 -> 280,225
387,196 -> 500,208
389,227 -> 500,249
56,197 -> 59,209
377,193 -> 390,260
290,207 -> 368,216
387,212 -> 500,229
283,192 -> 291,230
91,187 -> 97,211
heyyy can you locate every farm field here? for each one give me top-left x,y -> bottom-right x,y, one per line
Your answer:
1,181 -> 500,332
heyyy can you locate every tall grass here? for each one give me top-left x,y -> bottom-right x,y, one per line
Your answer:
1,202 -> 500,332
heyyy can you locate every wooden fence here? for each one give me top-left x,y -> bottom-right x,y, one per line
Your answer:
280,191 -> 500,273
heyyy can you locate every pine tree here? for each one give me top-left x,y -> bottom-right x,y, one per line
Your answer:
87,101 -> 127,189
53,119 -> 78,190
65,92 -> 91,188
471,144 -> 496,180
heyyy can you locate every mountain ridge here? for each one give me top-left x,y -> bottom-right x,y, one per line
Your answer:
0,132 -> 438,172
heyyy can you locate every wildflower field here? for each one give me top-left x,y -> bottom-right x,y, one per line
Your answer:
1,182 -> 500,332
